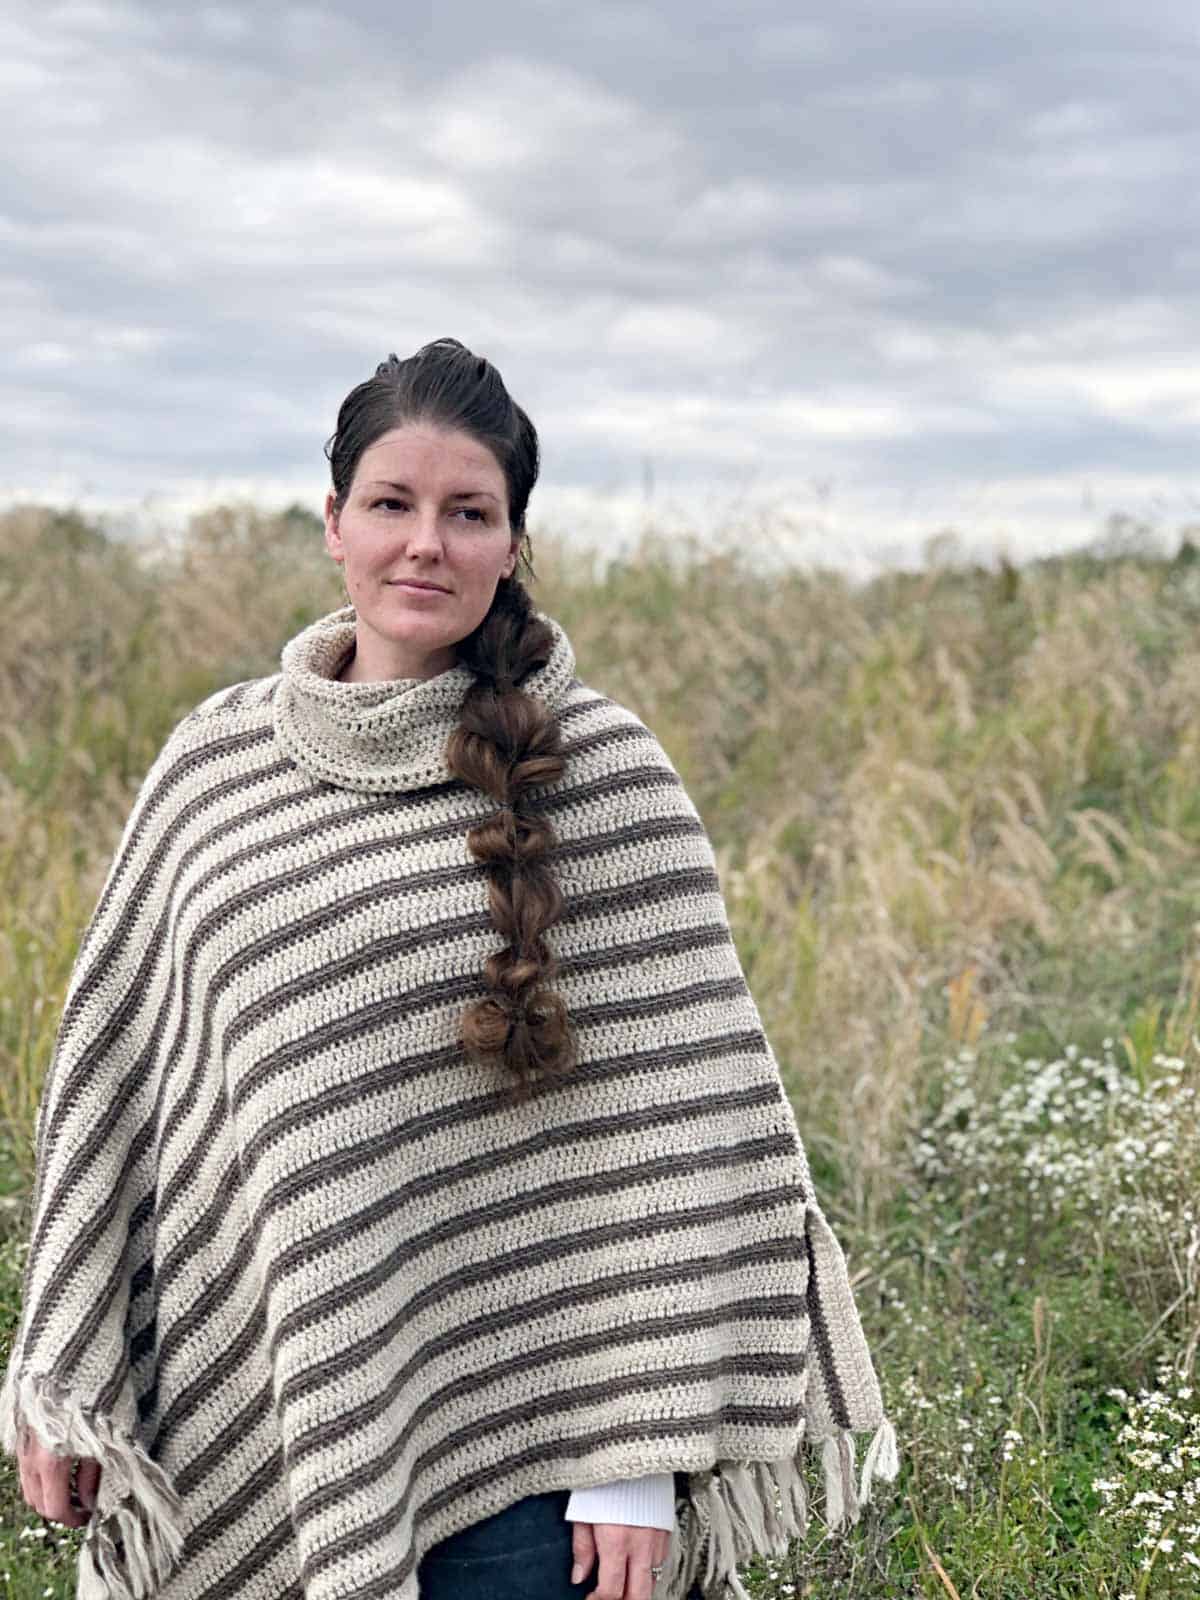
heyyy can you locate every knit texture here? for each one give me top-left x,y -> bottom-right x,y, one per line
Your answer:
1,602 -> 899,1600
565,1469 -> 676,1531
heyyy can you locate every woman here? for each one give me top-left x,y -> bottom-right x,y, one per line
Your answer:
2,339 -> 898,1600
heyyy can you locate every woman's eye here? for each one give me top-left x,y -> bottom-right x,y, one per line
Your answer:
372,500 -> 485,521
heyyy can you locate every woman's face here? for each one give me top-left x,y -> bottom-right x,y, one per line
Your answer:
324,422 -> 521,681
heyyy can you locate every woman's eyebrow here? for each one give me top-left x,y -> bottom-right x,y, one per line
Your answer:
366,479 -> 499,502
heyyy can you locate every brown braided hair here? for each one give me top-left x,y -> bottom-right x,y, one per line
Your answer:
324,338 -> 578,1106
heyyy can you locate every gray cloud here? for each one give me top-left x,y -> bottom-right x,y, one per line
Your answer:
2,0 -> 1198,568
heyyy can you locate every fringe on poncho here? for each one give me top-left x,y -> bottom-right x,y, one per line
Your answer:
1,604 -> 899,1599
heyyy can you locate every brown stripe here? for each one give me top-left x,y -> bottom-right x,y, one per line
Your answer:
249,675 -> 282,707
150,1293 -> 270,1452
42,1243 -> 132,1411
169,1384 -> 275,1496
805,1214 -> 851,1428
553,716 -> 648,762
133,1199 -> 251,1373
183,1437 -> 286,1543
216,681 -> 254,711
189,1506 -> 299,1600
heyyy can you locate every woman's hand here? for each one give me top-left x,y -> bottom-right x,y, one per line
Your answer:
16,1428 -> 101,1528
570,1519 -> 670,1600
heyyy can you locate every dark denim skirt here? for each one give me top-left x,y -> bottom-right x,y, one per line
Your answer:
417,1485 -> 706,1600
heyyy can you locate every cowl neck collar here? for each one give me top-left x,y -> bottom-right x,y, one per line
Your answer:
272,602 -> 578,793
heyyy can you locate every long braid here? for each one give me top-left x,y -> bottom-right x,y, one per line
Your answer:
445,575 -> 578,1105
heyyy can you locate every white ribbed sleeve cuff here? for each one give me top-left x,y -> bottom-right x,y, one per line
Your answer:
563,1471 -> 676,1531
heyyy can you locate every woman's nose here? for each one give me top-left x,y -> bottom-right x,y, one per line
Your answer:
405,509 -> 447,551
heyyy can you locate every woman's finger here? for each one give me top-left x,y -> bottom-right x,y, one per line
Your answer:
18,1430 -> 53,1520
16,1432 -> 37,1510
623,1525 -> 660,1600
588,1530 -> 627,1600
570,1519 -> 596,1587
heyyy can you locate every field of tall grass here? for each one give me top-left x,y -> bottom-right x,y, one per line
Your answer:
1,500 -> 1198,1597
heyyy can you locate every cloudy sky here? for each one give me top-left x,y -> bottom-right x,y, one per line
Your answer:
4,0 -> 1199,574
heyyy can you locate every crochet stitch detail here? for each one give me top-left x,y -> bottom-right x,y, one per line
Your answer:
272,602 -> 579,792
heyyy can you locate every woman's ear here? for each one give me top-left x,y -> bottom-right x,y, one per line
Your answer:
323,492 -> 342,562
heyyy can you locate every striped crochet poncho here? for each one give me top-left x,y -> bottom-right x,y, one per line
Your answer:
1,603 -> 899,1599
